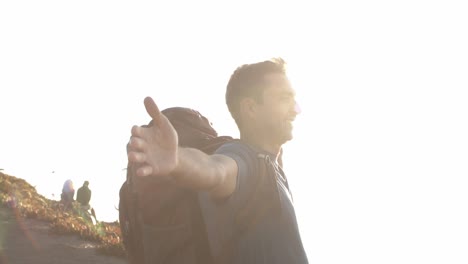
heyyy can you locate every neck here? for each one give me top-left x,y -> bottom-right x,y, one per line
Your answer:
240,130 -> 282,159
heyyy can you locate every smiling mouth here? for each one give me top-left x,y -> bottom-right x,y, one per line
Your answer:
284,120 -> 294,129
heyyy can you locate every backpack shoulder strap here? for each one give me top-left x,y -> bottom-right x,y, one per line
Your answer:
235,150 -> 283,232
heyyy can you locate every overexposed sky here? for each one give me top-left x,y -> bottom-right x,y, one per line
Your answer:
1,1 -> 467,263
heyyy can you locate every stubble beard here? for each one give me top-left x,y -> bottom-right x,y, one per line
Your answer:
274,121 -> 294,145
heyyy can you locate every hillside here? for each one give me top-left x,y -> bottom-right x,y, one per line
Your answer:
0,171 -> 126,263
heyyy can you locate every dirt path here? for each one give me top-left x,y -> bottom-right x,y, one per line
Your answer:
0,207 -> 126,264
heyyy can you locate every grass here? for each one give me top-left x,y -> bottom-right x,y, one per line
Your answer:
0,171 -> 126,259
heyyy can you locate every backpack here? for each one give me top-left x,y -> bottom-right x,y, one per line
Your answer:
119,107 -> 233,264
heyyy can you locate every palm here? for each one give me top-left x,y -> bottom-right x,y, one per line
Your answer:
129,97 -> 178,177
143,112 -> 178,176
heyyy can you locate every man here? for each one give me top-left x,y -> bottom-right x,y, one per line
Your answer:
128,58 -> 308,263
76,180 -> 92,210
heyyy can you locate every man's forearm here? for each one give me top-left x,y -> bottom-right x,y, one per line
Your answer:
169,147 -> 226,191
168,147 -> 237,199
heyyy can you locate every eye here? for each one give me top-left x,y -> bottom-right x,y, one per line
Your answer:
280,95 -> 294,103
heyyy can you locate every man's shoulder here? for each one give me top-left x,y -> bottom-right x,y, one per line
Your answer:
216,140 -> 254,155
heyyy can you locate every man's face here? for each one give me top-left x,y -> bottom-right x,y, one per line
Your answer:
254,73 -> 299,144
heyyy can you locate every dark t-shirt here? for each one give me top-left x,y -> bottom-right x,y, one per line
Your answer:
198,141 -> 309,264
76,186 -> 91,206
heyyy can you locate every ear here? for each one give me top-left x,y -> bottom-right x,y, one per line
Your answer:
239,97 -> 257,119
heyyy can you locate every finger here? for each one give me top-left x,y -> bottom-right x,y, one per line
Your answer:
128,137 -> 147,151
131,125 -> 144,137
144,97 -> 162,124
128,151 -> 146,163
136,165 -> 154,177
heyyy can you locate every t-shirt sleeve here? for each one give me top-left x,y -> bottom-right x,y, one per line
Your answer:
214,142 -> 258,213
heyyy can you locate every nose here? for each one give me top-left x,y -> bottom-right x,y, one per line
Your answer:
294,101 -> 302,115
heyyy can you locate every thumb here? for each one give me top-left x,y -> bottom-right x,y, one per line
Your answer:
144,97 -> 162,123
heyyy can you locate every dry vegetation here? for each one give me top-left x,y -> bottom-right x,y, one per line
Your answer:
0,172 -> 126,258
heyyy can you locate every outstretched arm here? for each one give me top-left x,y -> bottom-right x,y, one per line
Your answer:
127,97 -> 238,199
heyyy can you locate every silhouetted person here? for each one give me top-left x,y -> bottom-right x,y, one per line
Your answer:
60,179 -> 74,209
76,180 -> 92,210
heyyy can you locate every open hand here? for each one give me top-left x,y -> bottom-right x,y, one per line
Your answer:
127,97 -> 178,177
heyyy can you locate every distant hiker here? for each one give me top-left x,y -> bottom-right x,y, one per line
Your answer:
76,180 -> 92,210
128,58 -> 308,263
60,179 -> 75,209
